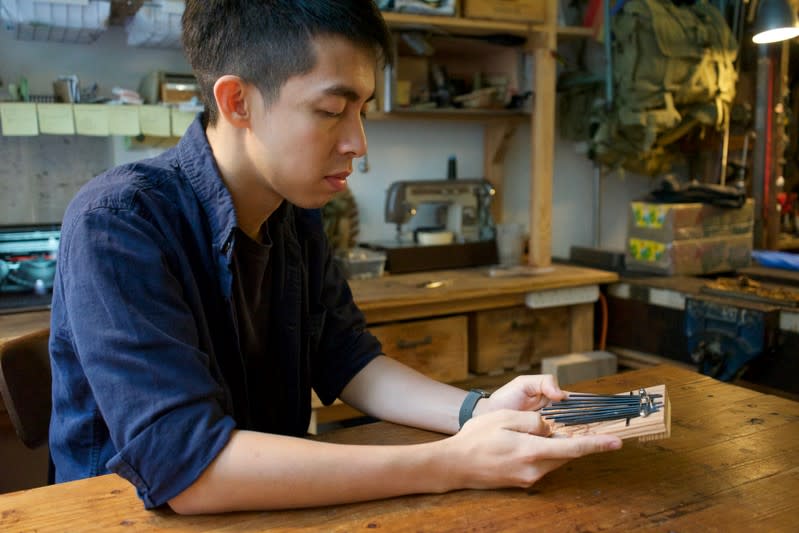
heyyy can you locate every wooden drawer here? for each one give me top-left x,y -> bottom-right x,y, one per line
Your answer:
469,306 -> 571,374
370,315 -> 468,382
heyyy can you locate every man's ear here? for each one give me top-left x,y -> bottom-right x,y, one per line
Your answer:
213,75 -> 251,128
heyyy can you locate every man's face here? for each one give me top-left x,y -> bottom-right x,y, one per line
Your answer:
245,35 -> 376,209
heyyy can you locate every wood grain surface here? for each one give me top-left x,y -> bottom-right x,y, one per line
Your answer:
350,264 -> 617,323
1,365 -> 797,532
0,311 -> 50,344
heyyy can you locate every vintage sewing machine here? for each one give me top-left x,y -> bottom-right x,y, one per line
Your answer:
384,178 -> 496,243
360,178 -> 498,273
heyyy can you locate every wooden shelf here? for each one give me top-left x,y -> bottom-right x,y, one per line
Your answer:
367,108 -> 529,122
382,12 -> 532,38
557,26 -> 595,39
0,102 -> 196,138
382,12 -> 593,40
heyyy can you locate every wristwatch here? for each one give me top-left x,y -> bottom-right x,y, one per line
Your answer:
458,389 -> 491,430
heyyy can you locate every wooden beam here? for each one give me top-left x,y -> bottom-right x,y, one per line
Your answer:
568,302 -> 595,352
528,6 -> 557,267
483,121 -> 518,223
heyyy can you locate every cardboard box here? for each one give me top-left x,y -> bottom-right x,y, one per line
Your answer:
626,233 -> 753,275
629,199 -> 754,242
463,0 -> 546,23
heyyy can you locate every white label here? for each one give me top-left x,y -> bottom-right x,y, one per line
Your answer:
780,312 -> 799,333
525,285 -> 599,309
607,283 -> 631,300
649,288 -> 686,310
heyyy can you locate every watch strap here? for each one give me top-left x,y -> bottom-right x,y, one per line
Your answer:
458,389 -> 490,429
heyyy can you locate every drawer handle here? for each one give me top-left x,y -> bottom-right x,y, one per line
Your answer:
511,321 -> 536,331
396,335 -> 433,350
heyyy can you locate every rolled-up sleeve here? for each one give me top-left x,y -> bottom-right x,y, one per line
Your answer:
60,205 -> 235,508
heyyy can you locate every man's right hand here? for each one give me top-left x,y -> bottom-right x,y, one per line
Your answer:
440,409 -> 622,491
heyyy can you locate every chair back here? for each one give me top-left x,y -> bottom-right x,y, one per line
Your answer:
0,329 -> 52,449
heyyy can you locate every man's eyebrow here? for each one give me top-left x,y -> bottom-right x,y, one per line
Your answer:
322,84 -> 375,103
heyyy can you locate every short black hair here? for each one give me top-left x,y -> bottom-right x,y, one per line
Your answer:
182,0 -> 393,125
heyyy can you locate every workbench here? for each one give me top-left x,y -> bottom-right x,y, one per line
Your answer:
605,270 -> 799,398
1,365 -> 796,532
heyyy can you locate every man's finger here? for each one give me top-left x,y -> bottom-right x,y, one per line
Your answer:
502,409 -> 552,436
512,375 -> 566,405
526,434 -> 623,459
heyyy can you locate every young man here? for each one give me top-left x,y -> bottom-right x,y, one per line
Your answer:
49,0 -> 622,514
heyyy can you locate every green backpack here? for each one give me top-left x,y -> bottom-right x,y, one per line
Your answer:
589,0 -> 738,176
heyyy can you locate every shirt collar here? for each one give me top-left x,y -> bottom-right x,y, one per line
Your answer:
177,114 -> 237,253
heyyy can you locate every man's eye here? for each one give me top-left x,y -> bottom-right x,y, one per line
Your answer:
320,110 -> 343,118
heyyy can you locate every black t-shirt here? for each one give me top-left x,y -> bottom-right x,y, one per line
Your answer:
230,225 -> 275,432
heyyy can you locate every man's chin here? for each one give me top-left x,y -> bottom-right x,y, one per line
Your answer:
289,194 -> 337,210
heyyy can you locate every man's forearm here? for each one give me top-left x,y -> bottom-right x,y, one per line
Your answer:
168,429 -> 455,514
340,355 -> 476,435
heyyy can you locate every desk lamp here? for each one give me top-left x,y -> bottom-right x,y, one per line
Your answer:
752,0 -> 799,43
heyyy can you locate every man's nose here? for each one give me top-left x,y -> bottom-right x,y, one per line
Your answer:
339,114 -> 367,158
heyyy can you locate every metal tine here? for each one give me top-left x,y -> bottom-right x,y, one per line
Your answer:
551,395 -> 662,404
543,403 -> 638,410
568,392 -> 663,398
548,415 -> 641,424
542,402 -> 639,411
541,388 -> 663,424
543,391 -> 662,410
545,407 -> 643,419
549,407 -> 640,418
558,415 -> 639,426
544,400 -> 664,410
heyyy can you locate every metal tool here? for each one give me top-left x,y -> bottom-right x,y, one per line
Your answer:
541,389 -> 663,426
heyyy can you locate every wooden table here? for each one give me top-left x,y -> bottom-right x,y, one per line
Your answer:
348,264 -> 617,324
1,365 -> 797,532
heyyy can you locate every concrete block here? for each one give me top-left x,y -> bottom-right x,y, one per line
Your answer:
541,351 -> 618,386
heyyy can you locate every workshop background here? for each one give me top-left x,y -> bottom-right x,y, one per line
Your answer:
1,0 -> 798,497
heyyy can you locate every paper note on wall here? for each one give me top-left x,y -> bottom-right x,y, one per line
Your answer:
73,104 -> 110,136
0,103 -> 39,136
139,105 -> 171,137
37,103 -> 76,135
108,105 -> 142,136
171,109 -> 195,137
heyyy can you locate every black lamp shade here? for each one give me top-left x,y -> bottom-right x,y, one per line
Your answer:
752,0 -> 799,43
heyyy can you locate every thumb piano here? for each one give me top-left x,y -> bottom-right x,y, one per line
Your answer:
541,385 -> 671,442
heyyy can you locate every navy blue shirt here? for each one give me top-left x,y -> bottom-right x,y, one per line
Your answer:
48,116 -> 382,508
